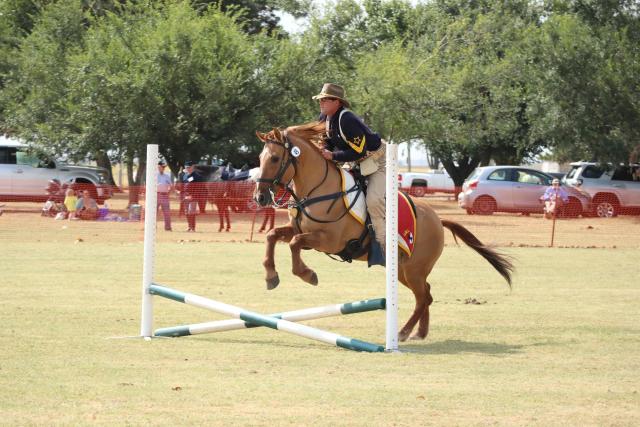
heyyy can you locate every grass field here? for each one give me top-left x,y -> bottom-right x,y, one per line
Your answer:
1,206 -> 639,426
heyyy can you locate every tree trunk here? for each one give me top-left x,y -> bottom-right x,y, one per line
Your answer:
95,151 -> 118,188
126,158 -> 140,206
426,150 -> 440,170
441,155 -> 481,200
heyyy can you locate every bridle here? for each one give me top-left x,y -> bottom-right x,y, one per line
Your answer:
256,131 -> 298,207
256,132 -> 297,187
256,129 -> 363,225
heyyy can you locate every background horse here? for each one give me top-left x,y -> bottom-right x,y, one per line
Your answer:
254,122 -> 514,341
206,164 -> 269,232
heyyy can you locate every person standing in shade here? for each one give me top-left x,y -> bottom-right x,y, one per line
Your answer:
157,160 -> 172,231
313,82 -> 387,265
182,161 -> 204,232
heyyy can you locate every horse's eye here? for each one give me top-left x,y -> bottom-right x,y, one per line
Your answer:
270,156 -> 280,164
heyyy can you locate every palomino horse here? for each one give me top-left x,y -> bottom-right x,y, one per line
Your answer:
253,122 -> 513,341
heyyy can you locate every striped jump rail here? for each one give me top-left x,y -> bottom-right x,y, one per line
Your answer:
149,284 -> 385,353
155,298 -> 386,337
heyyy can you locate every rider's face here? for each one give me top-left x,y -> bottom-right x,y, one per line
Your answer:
319,97 -> 340,117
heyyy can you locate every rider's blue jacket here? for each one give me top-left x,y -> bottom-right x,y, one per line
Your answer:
320,106 -> 382,162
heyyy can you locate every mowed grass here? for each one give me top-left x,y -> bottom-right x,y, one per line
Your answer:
1,227 -> 639,425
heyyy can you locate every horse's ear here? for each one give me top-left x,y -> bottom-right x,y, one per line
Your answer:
272,128 -> 282,141
255,131 -> 267,142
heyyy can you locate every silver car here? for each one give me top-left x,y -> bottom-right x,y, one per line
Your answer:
458,166 -> 591,216
0,137 -> 113,203
564,162 -> 640,217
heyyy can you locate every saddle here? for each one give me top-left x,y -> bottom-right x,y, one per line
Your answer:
333,169 -> 418,265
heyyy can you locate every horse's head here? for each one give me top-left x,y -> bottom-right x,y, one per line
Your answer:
254,128 -> 297,207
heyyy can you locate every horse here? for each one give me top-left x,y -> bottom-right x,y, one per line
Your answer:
206,164 -> 266,231
253,122 -> 514,341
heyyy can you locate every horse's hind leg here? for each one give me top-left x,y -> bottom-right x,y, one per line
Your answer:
264,225 -> 295,290
414,281 -> 433,340
398,270 -> 427,342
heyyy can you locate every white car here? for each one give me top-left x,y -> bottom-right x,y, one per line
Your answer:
564,162 -> 640,217
0,136 -> 113,203
398,170 -> 455,196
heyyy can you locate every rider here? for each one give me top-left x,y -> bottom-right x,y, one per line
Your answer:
313,83 -> 387,265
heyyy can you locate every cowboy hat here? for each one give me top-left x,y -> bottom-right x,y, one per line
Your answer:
312,83 -> 350,107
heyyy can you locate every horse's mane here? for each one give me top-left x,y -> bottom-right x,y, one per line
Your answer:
286,121 -> 326,155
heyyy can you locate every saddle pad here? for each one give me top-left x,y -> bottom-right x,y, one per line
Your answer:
341,168 -> 367,225
340,169 -> 417,257
397,191 -> 417,257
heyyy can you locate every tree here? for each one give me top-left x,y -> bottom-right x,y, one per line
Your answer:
5,1 -> 264,203
192,0 -> 310,35
529,12 -> 640,163
400,2 -> 545,188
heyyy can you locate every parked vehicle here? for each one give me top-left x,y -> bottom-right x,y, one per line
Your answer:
398,170 -> 455,196
563,162 -> 640,217
458,166 -> 591,216
547,172 -> 566,181
0,137 -> 112,203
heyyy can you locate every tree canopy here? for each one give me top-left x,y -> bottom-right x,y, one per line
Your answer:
0,0 -> 637,185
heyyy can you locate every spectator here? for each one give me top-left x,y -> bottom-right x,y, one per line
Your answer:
541,178 -> 569,219
64,188 -> 78,220
157,160 -> 172,231
632,167 -> 640,182
182,161 -> 204,232
176,166 -> 186,216
75,190 -> 98,220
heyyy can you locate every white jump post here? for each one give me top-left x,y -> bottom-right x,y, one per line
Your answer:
385,143 -> 399,352
140,144 -> 159,338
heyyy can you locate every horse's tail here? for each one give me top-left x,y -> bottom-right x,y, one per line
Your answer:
441,219 -> 514,288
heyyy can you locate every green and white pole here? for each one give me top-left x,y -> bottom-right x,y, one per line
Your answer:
140,144 -> 158,338
385,143 -> 399,352
154,298 -> 386,337
150,284 -> 384,352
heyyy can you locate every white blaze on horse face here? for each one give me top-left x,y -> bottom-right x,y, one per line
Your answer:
257,143 -> 282,191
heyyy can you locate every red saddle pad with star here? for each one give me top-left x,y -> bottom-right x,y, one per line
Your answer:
397,191 -> 417,257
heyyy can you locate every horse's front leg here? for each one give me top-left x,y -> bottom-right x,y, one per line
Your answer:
289,231 -> 326,286
264,224 -> 295,290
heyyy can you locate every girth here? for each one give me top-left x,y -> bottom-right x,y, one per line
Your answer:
330,216 -> 372,263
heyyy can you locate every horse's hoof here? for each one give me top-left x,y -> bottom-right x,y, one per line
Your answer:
309,272 -> 318,286
266,274 -> 280,290
409,334 -> 427,341
398,330 -> 410,342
